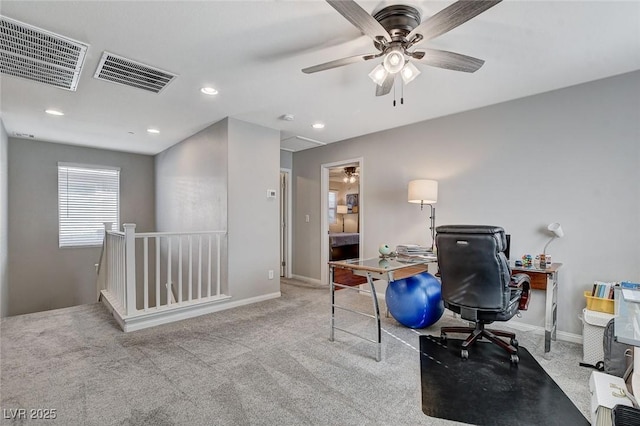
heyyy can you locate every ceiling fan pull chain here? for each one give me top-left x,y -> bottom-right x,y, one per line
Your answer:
393,81 -> 397,107
401,82 -> 404,105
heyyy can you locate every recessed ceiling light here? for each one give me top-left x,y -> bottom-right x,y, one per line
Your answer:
201,87 -> 218,95
45,109 -> 64,116
312,122 -> 325,129
147,128 -> 160,134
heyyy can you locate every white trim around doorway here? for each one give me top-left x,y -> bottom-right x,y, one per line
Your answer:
320,157 -> 364,285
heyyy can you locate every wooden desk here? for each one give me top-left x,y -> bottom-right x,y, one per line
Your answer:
512,263 -> 562,353
328,257 -> 435,361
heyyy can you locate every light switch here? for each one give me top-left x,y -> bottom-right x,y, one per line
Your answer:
305,214 -> 310,223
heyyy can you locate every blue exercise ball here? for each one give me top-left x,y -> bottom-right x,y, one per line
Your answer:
385,272 -> 444,329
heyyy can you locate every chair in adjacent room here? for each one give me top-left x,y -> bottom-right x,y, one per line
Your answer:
435,225 -> 531,364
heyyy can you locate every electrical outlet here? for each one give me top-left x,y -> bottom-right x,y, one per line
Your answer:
305,214 -> 310,223
268,270 -> 274,280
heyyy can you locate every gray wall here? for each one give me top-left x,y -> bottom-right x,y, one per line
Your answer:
0,120 -> 8,317
280,149 -> 292,170
155,117 -> 280,302
155,118 -> 229,294
156,119 -> 228,233
7,139 -> 155,316
292,70 -> 640,336
228,119 -> 280,299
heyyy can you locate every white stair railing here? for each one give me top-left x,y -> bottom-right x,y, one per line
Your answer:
97,223 -> 227,330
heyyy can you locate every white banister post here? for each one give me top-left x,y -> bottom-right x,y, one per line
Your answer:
123,223 -> 137,316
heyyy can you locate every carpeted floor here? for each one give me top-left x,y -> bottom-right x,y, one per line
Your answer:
0,278 -> 591,425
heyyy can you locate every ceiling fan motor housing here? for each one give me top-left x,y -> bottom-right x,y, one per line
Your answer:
373,5 -> 421,42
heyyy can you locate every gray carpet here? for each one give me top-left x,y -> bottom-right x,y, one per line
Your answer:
1,278 -> 591,425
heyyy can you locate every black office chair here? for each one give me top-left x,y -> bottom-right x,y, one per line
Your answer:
435,225 -> 531,364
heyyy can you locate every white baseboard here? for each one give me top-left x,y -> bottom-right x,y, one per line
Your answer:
287,279 -> 584,346
440,310 -> 582,345
290,274 -> 324,286
506,320 -> 583,345
100,290 -> 281,332
394,308 -> 583,345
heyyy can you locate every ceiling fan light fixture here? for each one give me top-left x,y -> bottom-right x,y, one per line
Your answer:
368,64 -> 388,86
383,48 -> 405,74
401,62 -> 421,85
343,166 -> 358,183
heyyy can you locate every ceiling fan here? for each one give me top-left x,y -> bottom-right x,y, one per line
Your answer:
343,166 -> 359,183
302,0 -> 502,96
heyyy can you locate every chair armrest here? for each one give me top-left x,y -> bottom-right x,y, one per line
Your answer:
509,273 -> 530,288
510,273 -> 531,311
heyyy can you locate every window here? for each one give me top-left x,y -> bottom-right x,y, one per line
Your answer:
328,191 -> 338,224
58,163 -> 120,247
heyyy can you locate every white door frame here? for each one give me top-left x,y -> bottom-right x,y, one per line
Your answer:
320,157 -> 364,285
280,168 -> 292,278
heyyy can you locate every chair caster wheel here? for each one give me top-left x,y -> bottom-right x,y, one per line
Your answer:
461,349 -> 469,360
510,354 -> 519,364
440,333 -> 447,343
510,338 -> 518,348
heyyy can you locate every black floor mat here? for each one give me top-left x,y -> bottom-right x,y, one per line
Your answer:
420,335 -> 589,426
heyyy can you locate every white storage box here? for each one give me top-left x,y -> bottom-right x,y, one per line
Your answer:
581,308 -> 614,367
589,371 -> 634,426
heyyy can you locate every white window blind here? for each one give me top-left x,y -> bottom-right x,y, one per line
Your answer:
58,163 -> 120,248
328,191 -> 337,224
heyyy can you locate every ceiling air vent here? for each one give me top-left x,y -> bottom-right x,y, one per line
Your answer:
94,51 -> 176,94
0,15 -> 88,91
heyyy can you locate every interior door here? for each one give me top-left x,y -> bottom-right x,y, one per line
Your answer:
279,171 -> 289,277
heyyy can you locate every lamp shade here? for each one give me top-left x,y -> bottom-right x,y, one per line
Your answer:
408,180 -> 438,204
337,205 -> 348,214
548,222 -> 564,238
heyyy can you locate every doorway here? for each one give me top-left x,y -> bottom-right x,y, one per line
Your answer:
320,158 -> 363,285
279,169 -> 292,278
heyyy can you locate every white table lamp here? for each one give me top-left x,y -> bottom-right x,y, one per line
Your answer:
543,222 -> 564,255
337,205 -> 348,232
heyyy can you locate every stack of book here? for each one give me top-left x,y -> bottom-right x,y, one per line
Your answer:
395,244 -> 436,261
591,281 -> 617,300
590,281 -> 640,300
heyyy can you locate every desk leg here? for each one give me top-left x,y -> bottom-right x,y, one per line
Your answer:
544,271 -> 558,353
366,272 -> 382,362
633,347 -> 640,396
329,265 -> 335,342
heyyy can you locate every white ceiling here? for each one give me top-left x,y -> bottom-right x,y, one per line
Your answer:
1,1 -> 639,155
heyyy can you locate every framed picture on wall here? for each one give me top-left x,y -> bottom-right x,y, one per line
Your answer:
346,193 -> 359,213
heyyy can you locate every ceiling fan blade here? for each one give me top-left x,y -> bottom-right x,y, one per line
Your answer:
326,0 -> 391,43
302,53 -> 376,74
407,0 -> 502,44
416,48 -> 485,73
375,73 -> 394,96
